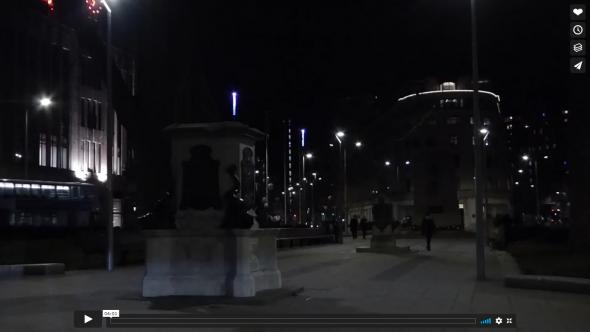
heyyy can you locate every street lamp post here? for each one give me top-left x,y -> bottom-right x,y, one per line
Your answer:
24,97 -> 53,180
335,131 -> 346,225
301,153 -> 313,224
101,0 -> 115,272
25,108 -> 29,179
522,154 -> 541,222
470,0 -> 486,280
311,172 -> 317,226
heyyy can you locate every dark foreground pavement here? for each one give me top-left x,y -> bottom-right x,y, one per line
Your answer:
1,237 -> 589,332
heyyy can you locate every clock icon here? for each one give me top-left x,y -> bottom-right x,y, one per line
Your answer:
571,22 -> 586,38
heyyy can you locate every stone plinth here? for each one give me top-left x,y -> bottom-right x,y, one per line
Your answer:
356,226 -> 410,254
142,229 -> 281,297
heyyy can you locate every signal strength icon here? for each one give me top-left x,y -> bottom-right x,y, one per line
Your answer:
480,317 -> 492,325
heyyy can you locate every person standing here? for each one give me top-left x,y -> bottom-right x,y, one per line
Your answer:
360,217 -> 368,239
422,213 -> 436,251
350,215 -> 359,239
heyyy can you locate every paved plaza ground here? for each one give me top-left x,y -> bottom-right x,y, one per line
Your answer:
1,236 -> 589,332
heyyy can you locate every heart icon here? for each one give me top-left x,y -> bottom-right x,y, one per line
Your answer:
573,8 -> 584,16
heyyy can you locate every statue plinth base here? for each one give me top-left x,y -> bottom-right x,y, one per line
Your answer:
142,229 -> 281,297
356,226 -> 411,254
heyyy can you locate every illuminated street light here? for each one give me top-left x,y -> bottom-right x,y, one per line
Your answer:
405,160 -> 411,165
305,153 -> 313,159
355,141 -> 362,148
336,131 -> 345,138
38,96 -> 53,108
518,169 -> 524,173
385,161 -> 391,166
479,128 -> 489,135
521,154 -> 530,161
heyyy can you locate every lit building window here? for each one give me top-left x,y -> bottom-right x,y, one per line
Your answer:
50,135 -> 58,168
39,134 -> 47,166
60,139 -> 68,169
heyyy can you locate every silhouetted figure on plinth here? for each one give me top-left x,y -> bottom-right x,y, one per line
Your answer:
422,213 -> 436,251
222,164 -> 254,229
240,147 -> 255,207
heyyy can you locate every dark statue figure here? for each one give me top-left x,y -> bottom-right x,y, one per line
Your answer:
179,145 -> 221,210
240,147 -> 255,207
372,197 -> 393,232
221,164 -> 254,229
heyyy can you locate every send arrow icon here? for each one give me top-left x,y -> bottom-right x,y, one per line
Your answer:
571,58 -> 586,74
84,315 -> 93,324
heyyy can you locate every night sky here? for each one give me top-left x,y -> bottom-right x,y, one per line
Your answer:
104,0 -> 574,198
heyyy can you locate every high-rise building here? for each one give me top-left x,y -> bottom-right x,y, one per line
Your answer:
350,82 -> 511,231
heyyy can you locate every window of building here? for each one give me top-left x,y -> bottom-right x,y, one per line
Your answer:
97,103 -> 103,130
88,101 -> 96,129
39,134 -> 47,166
80,99 -> 87,127
89,142 -> 95,171
97,143 -> 102,173
60,140 -> 68,169
50,135 -> 58,168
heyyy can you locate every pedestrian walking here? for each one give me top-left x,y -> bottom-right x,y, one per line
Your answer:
422,213 -> 436,251
360,217 -> 368,239
350,215 -> 359,239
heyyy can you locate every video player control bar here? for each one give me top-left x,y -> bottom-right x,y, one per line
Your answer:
104,314 -> 517,328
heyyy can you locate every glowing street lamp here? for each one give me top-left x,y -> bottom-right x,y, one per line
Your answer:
355,141 -> 362,148
385,161 -> 391,167
521,154 -> 530,161
335,131 -> 345,144
305,153 -> 313,159
24,95 -> 54,180
38,96 -> 53,108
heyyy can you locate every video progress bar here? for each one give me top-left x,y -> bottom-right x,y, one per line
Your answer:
106,314 -> 504,328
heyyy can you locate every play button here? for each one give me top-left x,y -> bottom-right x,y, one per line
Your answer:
74,311 -> 102,328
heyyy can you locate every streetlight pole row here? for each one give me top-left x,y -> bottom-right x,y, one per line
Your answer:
470,0 -> 486,280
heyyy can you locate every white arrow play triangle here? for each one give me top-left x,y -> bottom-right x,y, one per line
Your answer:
84,315 -> 93,324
